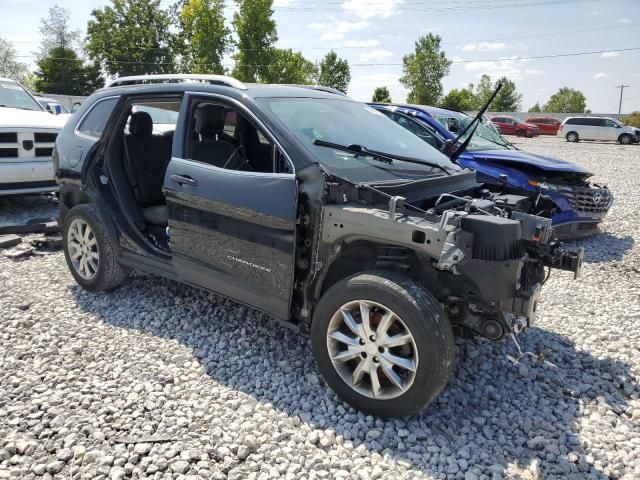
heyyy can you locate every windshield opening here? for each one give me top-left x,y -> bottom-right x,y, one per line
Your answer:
433,111 -> 513,151
0,80 -> 44,111
258,97 -> 458,181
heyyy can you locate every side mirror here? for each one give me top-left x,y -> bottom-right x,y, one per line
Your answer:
71,102 -> 81,113
440,139 -> 453,154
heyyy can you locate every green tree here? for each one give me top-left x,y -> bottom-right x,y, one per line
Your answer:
34,47 -> 103,95
400,34 -> 451,105
263,49 -> 316,84
623,111 -> 640,127
178,0 -> 230,74
0,37 -> 30,82
317,50 -> 351,93
86,0 -> 176,76
232,0 -> 278,82
38,5 -> 82,56
474,74 -> 493,108
543,87 -> 586,113
372,86 -> 391,103
528,102 -> 542,113
441,84 -> 477,111
492,76 -> 522,111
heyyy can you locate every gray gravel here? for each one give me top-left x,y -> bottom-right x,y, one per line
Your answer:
1,137 -> 639,480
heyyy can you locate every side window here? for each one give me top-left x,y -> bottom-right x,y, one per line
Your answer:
603,119 -> 617,128
77,97 -> 118,139
565,118 -> 577,125
394,113 -> 442,149
186,101 -> 290,174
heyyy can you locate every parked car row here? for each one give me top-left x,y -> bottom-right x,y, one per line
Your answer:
51,74 -> 587,418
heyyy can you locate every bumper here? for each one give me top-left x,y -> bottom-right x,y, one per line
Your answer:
0,161 -> 58,196
553,220 -> 602,240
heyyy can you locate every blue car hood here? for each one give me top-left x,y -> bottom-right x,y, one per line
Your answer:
461,149 -> 592,175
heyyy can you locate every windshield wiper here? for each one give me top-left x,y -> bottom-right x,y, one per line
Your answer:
449,84 -> 503,161
313,139 -> 453,175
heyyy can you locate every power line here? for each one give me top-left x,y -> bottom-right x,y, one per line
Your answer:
21,46 -> 640,68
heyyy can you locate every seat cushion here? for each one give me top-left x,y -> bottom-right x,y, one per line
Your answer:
142,205 -> 168,225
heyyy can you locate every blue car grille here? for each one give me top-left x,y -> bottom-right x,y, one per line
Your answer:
568,187 -> 612,215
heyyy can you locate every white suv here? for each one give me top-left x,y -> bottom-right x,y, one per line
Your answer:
559,116 -> 639,145
0,77 -> 69,195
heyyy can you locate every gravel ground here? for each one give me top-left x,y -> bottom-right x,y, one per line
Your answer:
1,137 -> 638,480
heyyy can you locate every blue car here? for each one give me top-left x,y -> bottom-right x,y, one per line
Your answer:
370,104 -> 613,239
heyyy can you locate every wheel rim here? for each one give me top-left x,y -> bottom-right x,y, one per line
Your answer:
326,300 -> 419,400
67,218 -> 99,280
621,136 -> 630,144
568,133 -> 577,141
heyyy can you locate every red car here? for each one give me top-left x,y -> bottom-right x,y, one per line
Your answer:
490,115 -> 539,137
525,116 -> 561,135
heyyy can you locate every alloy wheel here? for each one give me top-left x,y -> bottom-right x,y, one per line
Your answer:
326,300 -> 419,400
67,218 -> 99,280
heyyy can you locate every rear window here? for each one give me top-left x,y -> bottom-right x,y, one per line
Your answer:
77,97 -> 119,139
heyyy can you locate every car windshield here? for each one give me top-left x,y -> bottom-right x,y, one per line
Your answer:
258,97 -> 459,181
432,111 -> 513,151
0,80 -> 43,111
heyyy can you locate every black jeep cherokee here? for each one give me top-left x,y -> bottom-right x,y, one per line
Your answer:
54,75 -> 582,417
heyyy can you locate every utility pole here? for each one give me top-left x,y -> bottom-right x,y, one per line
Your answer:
615,84 -> 630,114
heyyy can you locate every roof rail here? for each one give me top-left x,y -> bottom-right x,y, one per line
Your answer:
107,74 -> 247,90
279,84 -> 348,97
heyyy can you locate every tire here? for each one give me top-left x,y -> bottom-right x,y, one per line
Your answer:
63,203 -> 128,291
516,129 -> 526,137
619,134 -> 633,145
311,271 -> 455,418
566,132 -> 579,142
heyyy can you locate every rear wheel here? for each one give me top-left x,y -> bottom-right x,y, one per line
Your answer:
63,204 -> 128,291
311,271 -> 455,418
619,134 -> 633,145
566,132 -> 579,142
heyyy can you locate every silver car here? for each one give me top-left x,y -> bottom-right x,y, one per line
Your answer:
560,116 -> 639,144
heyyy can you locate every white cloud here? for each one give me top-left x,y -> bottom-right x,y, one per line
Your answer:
593,72 -> 609,79
342,0 -> 403,19
619,18 -> 631,24
307,19 -> 371,41
462,42 -> 507,52
601,51 -> 620,58
421,26 -> 442,33
359,49 -> 393,61
591,10 -> 600,15
273,0 -> 296,6
463,56 -> 543,80
344,39 -> 380,47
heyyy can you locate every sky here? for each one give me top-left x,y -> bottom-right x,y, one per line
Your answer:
2,0 -> 639,113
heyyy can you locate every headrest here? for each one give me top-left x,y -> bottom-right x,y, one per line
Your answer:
130,111 -> 153,136
194,104 -> 226,136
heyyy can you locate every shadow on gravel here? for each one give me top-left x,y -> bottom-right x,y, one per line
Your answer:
72,275 -> 634,479
0,194 -> 58,225
565,232 -> 635,263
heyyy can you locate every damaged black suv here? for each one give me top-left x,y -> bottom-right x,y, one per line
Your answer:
54,75 -> 583,417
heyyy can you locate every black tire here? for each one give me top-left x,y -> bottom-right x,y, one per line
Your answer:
566,131 -> 579,142
516,129 -> 526,137
63,203 -> 127,291
619,134 -> 633,145
311,271 -> 455,418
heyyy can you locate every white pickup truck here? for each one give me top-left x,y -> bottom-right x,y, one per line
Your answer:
0,77 -> 70,195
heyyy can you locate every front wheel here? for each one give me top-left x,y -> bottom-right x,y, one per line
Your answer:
63,204 -> 128,291
516,129 -> 526,137
619,134 -> 633,145
311,271 -> 455,418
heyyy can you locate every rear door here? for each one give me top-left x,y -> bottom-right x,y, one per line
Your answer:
163,93 -> 298,319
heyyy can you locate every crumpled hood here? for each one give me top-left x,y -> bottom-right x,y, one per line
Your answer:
0,107 -> 69,129
462,149 -> 592,175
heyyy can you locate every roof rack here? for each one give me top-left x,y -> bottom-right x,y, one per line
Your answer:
107,74 -> 247,90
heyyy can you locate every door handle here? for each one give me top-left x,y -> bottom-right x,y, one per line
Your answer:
170,174 -> 198,187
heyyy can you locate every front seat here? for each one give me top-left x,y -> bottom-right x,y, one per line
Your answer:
191,105 -> 243,169
125,111 -> 171,225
